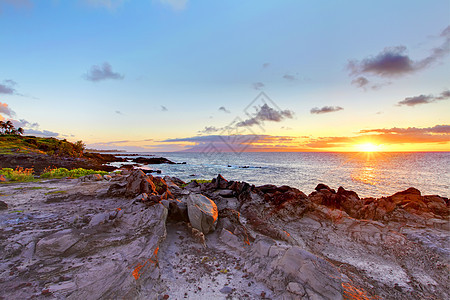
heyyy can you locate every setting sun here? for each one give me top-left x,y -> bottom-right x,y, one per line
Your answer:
357,143 -> 381,152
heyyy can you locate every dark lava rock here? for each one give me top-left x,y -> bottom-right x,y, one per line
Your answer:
132,157 -> 176,164
0,200 -> 8,210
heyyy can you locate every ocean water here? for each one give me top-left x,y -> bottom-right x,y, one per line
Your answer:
109,152 -> 450,198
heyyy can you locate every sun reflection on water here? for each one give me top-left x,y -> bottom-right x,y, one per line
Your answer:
350,152 -> 383,186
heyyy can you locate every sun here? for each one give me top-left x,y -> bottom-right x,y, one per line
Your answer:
357,143 -> 381,152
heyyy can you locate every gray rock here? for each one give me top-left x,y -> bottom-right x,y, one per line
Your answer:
0,200 -> 7,210
245,243 -> 342,300
79,174 -> 103,182
35,229 -> 81,257
89,212 -> 110,227
287,282 -> 306,296
219,286 -> 233,294
187,193 -> 218,234
219,229 -> 242,250
219,189 -> 234,198
277,246 -> 342,299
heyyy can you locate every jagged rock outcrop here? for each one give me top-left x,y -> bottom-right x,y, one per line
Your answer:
0,171 -> 448,300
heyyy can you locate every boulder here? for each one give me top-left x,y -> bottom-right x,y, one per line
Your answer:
79,174 -> 103,182
315,183 -> 335,193
212,174 -> 228,189
125,169 -> 157,197
187,194 -> 218,234
0,200 -> 7,210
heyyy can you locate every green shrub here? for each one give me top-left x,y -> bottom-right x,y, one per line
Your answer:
180,179 -> 212,188
40,167 -> 108,179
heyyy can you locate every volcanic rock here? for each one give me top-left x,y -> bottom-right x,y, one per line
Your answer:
132,157 -> 176,164
0,200 -> 7,210
187,193 -> 218,234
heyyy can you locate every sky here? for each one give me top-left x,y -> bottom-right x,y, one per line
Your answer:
0,0 -> 449,152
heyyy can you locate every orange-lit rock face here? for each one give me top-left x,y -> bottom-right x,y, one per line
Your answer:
342,282 -> 379,300
132,247 -> 159,280
187,194 -> 218,234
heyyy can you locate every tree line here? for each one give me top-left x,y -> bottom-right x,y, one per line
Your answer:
0,120 -> 24,135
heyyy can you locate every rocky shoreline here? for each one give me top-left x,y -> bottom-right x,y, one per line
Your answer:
0,151 -> 182,175
0,168 -> 448,299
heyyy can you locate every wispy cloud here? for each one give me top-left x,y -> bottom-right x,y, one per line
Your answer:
24,129 -> 59,137
282,74 -> 296,81
218,106 -> 230,113
310,106 -> 343,114
154,123 -> 450,152
359,125 -> 450,134
348,26 -> 450,78
0,79 -> 17,95
252,82 -> 265,90
13,119 -> 38,129
351,76 -> 369,88
198,126 -> 220,134
84,62 -> 124,82
397,90 -> 450,106
308,125 -> 450,148
236,103 -> 294,127
0,103 -> 59,136
0,102 -> 15,117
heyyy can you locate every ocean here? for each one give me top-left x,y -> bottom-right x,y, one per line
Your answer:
109,152 -> 450,198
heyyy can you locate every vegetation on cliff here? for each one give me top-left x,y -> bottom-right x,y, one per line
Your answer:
0,135 -> 85,157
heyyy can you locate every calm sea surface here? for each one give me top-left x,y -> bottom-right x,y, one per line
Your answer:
109,152 -> 449,198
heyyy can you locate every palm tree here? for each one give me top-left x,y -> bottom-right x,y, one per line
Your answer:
0,121 -> 6,135
5,121 -> 13,134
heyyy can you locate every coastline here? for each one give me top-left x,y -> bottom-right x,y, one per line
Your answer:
0,166 -> 448,299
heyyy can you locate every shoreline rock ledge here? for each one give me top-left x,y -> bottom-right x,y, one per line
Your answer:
0,172 -> 448,299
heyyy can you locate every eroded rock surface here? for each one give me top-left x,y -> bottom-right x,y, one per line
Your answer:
0,172 -> 448,299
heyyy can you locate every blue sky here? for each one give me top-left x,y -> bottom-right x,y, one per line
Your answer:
1,0 -> 449,151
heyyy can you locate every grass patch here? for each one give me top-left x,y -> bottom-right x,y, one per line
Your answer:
44,190 -> 67,195
13,186 -> 45,191
0,135 -> 85,157
40,167 -> 108,179
0,167 -> 36,182
180,179 -> 212,188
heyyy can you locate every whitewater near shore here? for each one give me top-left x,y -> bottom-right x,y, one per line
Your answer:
0,169 -> 448,299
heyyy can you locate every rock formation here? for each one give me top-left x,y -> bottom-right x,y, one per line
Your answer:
0,172 -> 448,299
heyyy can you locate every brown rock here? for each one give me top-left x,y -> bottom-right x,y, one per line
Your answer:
125,169 -> 157,197
152,176 -> 169,195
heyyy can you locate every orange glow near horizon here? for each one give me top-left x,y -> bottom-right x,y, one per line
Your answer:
356,143 -> 382,152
